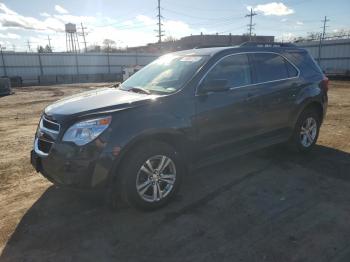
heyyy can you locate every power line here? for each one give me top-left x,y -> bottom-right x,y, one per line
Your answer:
162,0 -> 241,13
156,0 -> 165,43
245,8 -> 257,41
218,24 -> 246,34
177,18 -> 244,29
162,7 -> 239,21
93,20 -> 155,30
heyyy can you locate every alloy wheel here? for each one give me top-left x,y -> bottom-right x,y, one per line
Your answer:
136,155 -> 176,202
300,117 -> 317,147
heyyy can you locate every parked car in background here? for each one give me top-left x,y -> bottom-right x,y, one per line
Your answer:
31,43 -> 328,210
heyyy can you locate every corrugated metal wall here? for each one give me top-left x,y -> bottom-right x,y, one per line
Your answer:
296,39 -> 350,76
1,40 -> 349,84
0,52 -> 159,83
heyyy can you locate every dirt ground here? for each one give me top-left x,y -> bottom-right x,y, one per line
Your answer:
0,81 -> 349,262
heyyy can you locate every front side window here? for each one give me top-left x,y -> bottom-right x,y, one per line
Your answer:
121,54 -> 207,94
204,54 -> 252,88
252,53 -> 297,83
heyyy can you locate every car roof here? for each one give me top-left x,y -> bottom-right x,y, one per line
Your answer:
172,44 -> 304,57
173,46 -> 240,56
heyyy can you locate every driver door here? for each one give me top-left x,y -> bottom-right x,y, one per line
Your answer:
193,53 -> 263,154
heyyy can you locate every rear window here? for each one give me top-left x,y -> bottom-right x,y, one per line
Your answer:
252,53 -> 298,83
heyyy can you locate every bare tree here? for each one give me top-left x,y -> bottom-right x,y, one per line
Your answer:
163,36 -> 177,42
37,46 -> 45,53
103,39 -> 116,51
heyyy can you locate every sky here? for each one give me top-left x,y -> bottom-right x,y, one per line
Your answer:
0,0 -> 349,52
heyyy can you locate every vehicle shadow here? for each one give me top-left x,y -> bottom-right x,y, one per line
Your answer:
255,144 -> 350,181
1,145 -> 350,262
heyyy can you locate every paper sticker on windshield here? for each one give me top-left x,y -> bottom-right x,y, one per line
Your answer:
180,56 -> 202,62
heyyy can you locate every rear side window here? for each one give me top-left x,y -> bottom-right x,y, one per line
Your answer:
285,60 -> 298,77
204,54 -> 252,88
252,53 -> 298,83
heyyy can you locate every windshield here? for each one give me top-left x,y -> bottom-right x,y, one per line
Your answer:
120,54 -> 207,94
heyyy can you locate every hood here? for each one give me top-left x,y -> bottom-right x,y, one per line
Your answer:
45,88 -> 158,117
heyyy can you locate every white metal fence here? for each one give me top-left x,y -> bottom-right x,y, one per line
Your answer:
1,39 -> 349,86
296,39 -> 350,76
0,52 -> 159,85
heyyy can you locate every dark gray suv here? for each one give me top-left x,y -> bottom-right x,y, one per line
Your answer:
31,43 -> 328,210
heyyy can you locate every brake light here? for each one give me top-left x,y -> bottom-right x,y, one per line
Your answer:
321,76 -> 329,93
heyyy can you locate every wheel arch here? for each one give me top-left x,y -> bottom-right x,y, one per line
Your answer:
110,130 -> 191,182
292,99 -> 324,128
299,100 -> 324,123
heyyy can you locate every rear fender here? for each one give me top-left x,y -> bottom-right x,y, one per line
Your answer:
290,83 -> 323,127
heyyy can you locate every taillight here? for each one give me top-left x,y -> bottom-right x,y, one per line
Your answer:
321,76 -> 329,93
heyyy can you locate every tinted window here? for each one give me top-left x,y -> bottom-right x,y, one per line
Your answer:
121,54 -> 207,94
285,60 -> 298,77
204,54 -> 252,88
252,53 -> 296,83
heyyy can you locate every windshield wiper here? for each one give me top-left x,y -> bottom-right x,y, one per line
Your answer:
110,82 -> 121,88
127,86 -> 151,95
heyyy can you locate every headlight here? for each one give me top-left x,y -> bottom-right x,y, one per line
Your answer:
62,116 -> 112,146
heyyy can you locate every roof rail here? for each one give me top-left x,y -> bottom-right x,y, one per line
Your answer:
193,45 -> 233,49
240,42 -> 297,48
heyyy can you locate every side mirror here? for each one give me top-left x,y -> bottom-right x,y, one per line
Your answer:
200,79 -> 229,93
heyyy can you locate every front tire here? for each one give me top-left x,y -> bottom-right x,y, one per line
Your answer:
118,141 -> 183,211
290,109 -> 320,152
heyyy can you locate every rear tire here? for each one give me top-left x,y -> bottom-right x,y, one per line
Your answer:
289,108 -> 320,152
118,141 -> 183,211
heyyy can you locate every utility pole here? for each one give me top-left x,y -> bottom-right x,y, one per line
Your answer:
26,40 -> 32,52
318,16 -> 330,64
245,8 -> 257,41
47,35 -> 52,50
321,16 -> 330,41
107,43 -> 111,74
0,44 -> 7,76
156,0 -> 164,45
80,22 -> 88,52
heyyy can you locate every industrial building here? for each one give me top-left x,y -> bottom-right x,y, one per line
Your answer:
128,34 -> 275,52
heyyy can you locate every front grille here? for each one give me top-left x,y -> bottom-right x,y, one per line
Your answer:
37,139 -> 53,154
35,115 -> 60,156
42,116 -> 60,133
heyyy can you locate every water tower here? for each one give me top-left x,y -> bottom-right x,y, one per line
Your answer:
65,23 -> 80,53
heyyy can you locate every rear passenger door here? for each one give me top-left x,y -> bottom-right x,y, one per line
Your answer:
250,52 -> 300,133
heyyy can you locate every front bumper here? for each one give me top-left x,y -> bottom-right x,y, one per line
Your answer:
31,141 -> 116,191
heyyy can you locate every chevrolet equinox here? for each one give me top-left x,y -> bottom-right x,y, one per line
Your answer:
31,43 -> 328,210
